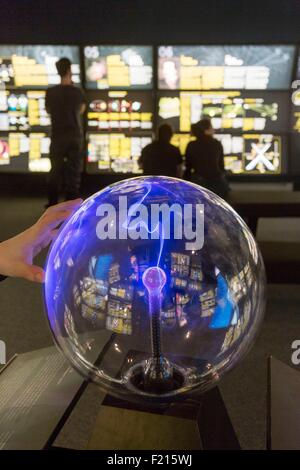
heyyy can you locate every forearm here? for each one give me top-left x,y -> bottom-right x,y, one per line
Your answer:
0,240 -> 10,277
0,235 -> 25,278
0,199 -> 82,283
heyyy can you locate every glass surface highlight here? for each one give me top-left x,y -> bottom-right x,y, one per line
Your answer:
44,176 -> 266,405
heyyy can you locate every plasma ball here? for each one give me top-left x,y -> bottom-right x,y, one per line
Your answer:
44,176 -> 266,404
142,267 -> 167,293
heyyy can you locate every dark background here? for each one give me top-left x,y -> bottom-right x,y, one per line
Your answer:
0,0 -> 299,45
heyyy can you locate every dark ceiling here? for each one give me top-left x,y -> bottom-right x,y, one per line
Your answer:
0,0 -> 299,44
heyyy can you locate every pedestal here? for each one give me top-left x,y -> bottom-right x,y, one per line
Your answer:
88,386 -> 240,450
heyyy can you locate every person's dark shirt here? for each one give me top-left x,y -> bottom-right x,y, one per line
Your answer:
45,85 -> 85,138
185,135 -> 225,180
139,140 -> 182,177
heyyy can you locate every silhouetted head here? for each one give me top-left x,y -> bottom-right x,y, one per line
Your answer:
158,124 -> 173,144
192,118 -> 214,138
56,57 -> 72,80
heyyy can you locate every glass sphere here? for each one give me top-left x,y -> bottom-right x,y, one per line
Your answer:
44,176 -> 266,405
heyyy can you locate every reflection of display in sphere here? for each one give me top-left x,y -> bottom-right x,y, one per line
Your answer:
44,176 -> 266,405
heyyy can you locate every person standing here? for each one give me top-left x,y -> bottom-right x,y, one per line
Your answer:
46,58 -> 86,207
139,124 -> 183,177
185,119 -> 230,200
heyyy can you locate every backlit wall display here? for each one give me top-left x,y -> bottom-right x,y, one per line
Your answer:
84,46 -> 153,90
158,45 -> 295,90
171,133 -> 196,156
0,45 -> 80,89
158,91 -> 287,133
0,43 -> 294,177
171,133 -> 282,174
87,133 -> 152,173
220,133 -> 281,174
0,132 -> 51,172
0,90 -> 50,131
87,91 -> 153,131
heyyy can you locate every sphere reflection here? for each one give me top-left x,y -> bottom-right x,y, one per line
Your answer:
44,176 -> 266,405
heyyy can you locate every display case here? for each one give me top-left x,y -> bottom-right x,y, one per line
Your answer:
84,45 -> 153,90
0,45 -> 81,174
157,45 -> 295,90
0,43 -> 298,180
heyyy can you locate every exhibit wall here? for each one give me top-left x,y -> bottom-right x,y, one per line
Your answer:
0,43 -> 299,182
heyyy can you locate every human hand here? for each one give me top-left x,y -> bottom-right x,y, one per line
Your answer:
0,199 -> 82,283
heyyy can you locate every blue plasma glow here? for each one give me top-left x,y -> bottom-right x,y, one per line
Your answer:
119,182 -> 165,268
142,266 -> 167,294
44,176 -> 265,403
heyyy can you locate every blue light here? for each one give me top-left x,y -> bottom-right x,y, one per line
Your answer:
209,272 -> 235,329
142,266 -> 166,294
44,176 -> 266,404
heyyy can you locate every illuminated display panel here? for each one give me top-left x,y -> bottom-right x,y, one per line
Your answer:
158,45 -> 295,90
0,45 -> 80,89
0,89 -> 50,131
86,133 -> 152,174
87,91 -> 153,131
84,46 -> 153,90
158,91 -> 288,133
0,132 -> 51,172
171,133 -> 283,175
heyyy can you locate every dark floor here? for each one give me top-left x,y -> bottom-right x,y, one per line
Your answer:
0,197 -> 300,449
